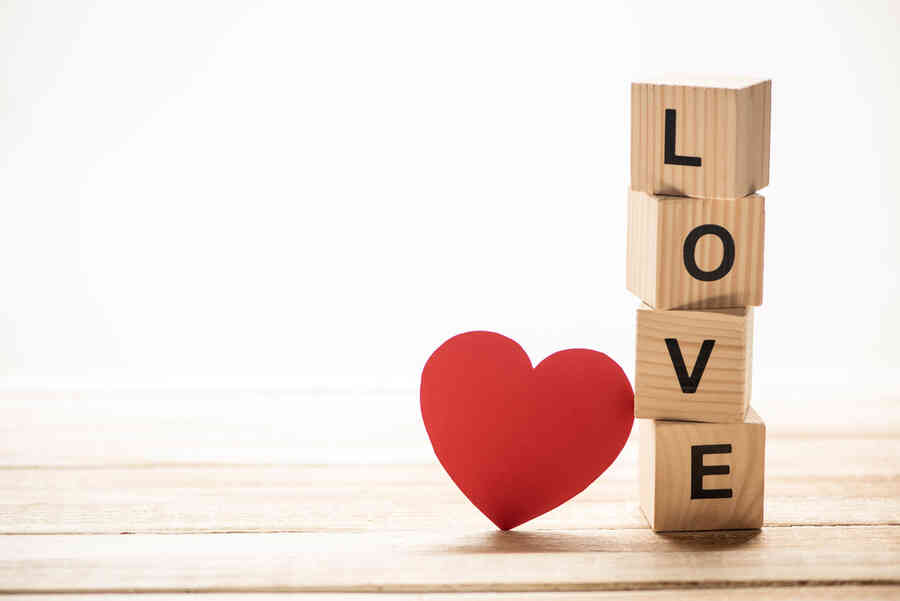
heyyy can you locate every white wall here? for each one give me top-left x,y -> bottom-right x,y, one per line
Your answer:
2,0 -> 898,392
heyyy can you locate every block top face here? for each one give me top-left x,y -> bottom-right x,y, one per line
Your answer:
638,302 -> 748,318
633,74 -> 770,90
655,407 -> 764,433
631,78 -> 771,200
744,407 -> 763,426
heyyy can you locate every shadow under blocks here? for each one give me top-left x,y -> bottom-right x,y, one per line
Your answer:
627,76 -> 771,532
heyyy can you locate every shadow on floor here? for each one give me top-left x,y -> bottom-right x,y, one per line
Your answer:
440,528 -> 761,554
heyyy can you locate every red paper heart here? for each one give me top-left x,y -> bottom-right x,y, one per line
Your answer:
420,331 -> 634,530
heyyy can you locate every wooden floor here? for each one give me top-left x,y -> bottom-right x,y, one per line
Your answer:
1,390 -> 898,599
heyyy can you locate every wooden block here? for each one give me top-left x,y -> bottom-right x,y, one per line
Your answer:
626,188 -> 765,310
631,76 -> 771,200
635,304 -> 752,423
639,408 -> 765,532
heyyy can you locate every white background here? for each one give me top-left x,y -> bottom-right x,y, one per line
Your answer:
2,0 -> 898,408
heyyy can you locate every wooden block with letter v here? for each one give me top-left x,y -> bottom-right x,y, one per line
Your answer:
626,188 -> 765,310
631,76 -> 771,200
635,304 -> 752,423
639,408 -> 765,532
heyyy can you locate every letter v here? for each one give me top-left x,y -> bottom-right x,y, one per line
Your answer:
664,339 -> 715,393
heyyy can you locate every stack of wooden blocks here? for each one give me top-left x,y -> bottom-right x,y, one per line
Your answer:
627,76 -> 772,532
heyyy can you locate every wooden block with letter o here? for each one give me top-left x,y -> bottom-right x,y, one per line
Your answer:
631,76 -> 771,200
635,304 -> 752,423
639,408 -> 765,532
626,188 -> 765,310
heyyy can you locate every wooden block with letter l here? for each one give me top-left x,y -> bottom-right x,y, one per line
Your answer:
635,304 -> 753,423
626,188 -> 765,310
639,408 -> 765,532
631,76 -> 771,200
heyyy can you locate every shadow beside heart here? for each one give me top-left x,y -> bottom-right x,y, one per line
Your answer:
440,528 -> 761,554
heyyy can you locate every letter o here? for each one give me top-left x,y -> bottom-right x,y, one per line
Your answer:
683,224 -> 735,282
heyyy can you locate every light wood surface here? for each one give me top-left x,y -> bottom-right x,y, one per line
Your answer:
5,589 -> 900,600
630,78 -> 771,200
7,584 -> 900,601
0,391 -> 897,597
1,526 -> 897,593
635,305 -> 752,422
640,410 -> 765,532
626,189 -> 765,310
0,437 -> 896,534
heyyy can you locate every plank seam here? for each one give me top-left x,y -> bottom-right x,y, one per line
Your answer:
2,579 -> 899,594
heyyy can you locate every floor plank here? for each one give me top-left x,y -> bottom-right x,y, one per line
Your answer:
2,437 -> 897,534
2,388 -> 897,595
1,526 -> 898,593
6,586 -> 900,599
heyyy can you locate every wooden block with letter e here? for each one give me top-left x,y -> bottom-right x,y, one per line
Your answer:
626,188 -> 765,310
635,304 -> 752,423
639,408 -> 765,532
631,76 -> 771,200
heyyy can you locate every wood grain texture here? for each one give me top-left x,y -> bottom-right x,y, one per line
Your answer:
626,189 -> 765,310
640,410 -> 765,532
0,437 -> 896,535
1,526 -> 897,593
631,78 -> 771,200
626,188 -> 660,306
635,305 -> 752,422
0,392 -> 897,596
9,589 -> 900,601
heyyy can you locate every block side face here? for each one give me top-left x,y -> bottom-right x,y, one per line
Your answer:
713,90 -> 747,199
744,308 -> 755,415
626,189 -> 658,307
651,197 -> 663,308
652,417 -> 765,531
749,416 -> 766,526
736,85 -> 750,195
756,199 -> 766,306
631,83 -> 649,195
735,80 -> 772,196
635,307 -> 752,423
761,80 -> 772,186
654,194 -> 765,310
638,419 -> 656,528
625,189 -> 637,295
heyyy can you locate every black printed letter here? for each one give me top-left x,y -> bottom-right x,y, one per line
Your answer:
664,109 -> 701,167
665,338 -> 715,393
691,444 -> 733,499
683,224 -> 735,281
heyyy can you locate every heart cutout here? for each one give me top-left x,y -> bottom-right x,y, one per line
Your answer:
420,331 -> 634,530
